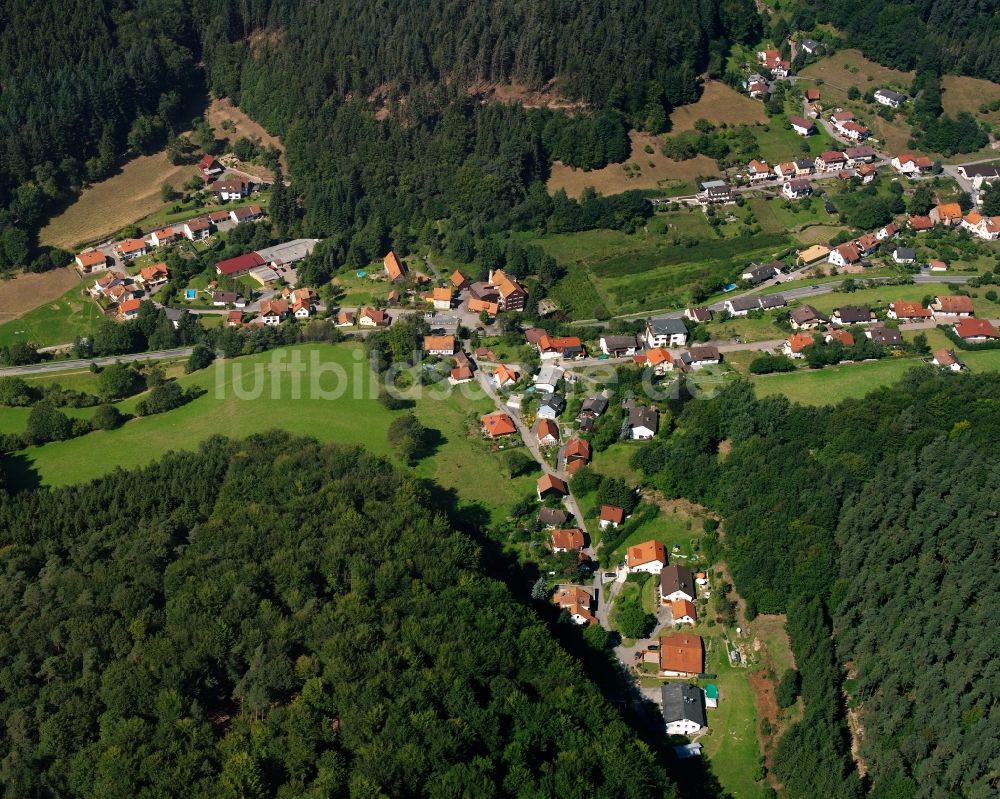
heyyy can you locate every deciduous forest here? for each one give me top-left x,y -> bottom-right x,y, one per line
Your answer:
0,435 -> 677,797
632,369 -> 1000,798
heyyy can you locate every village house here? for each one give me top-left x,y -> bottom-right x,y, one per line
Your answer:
832,305 -> 876,326
448,364 -> 473,384
336,309 -> 356,327
383,251 -> 407,283
891,153 -> 933,176
600,334 -> 640,357
212,178 -> 250,202
699,180 -> 735,204
537,473 -> 569,500
75,249 -> 108,272
789,304 -> 829,330
626,540 -> 667,574
550,528 -> 584,553
535,418 -> 560,446
845,145 -> 877,165
226,310 -> 243,327
957,163 -> 1000,190
856,163 -> 878,184
867,324 -> 903,347
232,205 -> 264,223
909,215 -> 934,232
887,299 -> 931,321
89,271 -> 121,297
552,586 -> 596,625
775,161 -> 797,180
563,438 -> 591,472
599,504 -> 624,530
492,364 -> 519,388
450,270 -> 467,290
117,297 -> 143,321
576,395 -> 608,428
646,347 -> 675,375
660,564 -> 696,603
431,287 -> 452,311
149,227 -> 180,247
199,154 -> 223,180
927,260 -> 949,272
892,247 -> 916,264
138,262 -> 169,288
828,242 -> 862,268
783,178 -> 812,199
660,682 -> 707,735
789,116 -> 815,136
724,296 -> 762,317
929,203 -> 963,226
468,297 -> 499,316
114,238 -> 148,261
784,331 -> 815,358
839,121 -> 870,141
815,150 -> 847,172
960,211 -> 1000,241
805,85 -> 821,101
644,316 -> 688,348
482,412 -> 517,438
955,318 -> 1000,342
932,348 -> 964,371
874,88 -> 906,108
680,345 -> 721,369
537,335 -> 584,360
489,269 -> 529,311
825,329 -> 855,347
537,392 -> 567,420
747,78 -> 769,99
628,406 -> 658,440
422,335 -> 455,356
658,633 -> 704,678
534,364 -> 564,393
794,159 -> 815,176
258,299 -> 289,325
538,507 -> 570,528
741,261 -> 781,285
181,217 -> 211,241
359,307 -> 389,327
930,295 -> 974,319
671,598 -> 698,625
746,160 -> 771,182
684,307 -> 713,324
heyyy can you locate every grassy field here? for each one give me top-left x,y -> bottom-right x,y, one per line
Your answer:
0,268 -> 82,326
39,154 -> 201,250
0,282 -> 103,348
589,441 -> 643,484
752,115 -> 837,165
941,75 -> 1000,125
799,49 -> 913,106
748,196 -> 836,237
704,313 -> 785,344
547,131 -> 715,198
535,222 -> 793,318
668,81 -> 768,133
3,343 -> 534,522
607,505 -> 702,565
751,356 -> 921,404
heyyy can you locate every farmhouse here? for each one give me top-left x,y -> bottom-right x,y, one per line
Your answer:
489,269 -> 529,311
887,300 -> 930,321
874,88 -> 906,108
550,528 -> 584,553
216,251 -> 265,277
552,586 -> 596,625
644,317 -> 688,348
661,683 -> 707,736
255,239 -> 321,269
658,633 -> 704,678
955,318 -> 1000,342
628,406 -> 658,440
828,242 -> 862,267
482,412 -> 517,438
76,249 -> 108,272
468,298 -> 500,316
384,251 -> 407,282
626,540 -> 667,574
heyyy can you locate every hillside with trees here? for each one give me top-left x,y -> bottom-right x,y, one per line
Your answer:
631,369 -> 1000,798
0,434 -> 677,797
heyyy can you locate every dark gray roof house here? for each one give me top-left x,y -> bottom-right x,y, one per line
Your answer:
729,296 -> 762,313
660,564 -> 696,600
578,395 -> 609,418
742,263 -> 779,284
757,294 -> 787,310
789,304 -> 829,326
538,507 -> 571,527
868,323 -> 903,347
539,392 -> 567,416
628,405 -> 659,433
648,317 -> 688,337
661,683 -> 708,729
834,305 -> 875,325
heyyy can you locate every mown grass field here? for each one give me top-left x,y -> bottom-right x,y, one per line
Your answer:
2,344 -> 535,522
536,222 -> 793,318
751,356 -> 921,404
39,153 -> 201,250
0,268 -> 82,326
0,282 -> 103,348
941,75 -> 1000,125
752,114 -> 837,165
668,80 -> 767,133
748,196 -> 835,236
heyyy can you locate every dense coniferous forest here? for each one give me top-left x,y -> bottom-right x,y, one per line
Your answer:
632,369 -> 1000,798
0,435 -> 677,797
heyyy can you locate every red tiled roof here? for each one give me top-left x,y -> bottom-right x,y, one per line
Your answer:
827,329 -> 854,346
600,505 -> 625,524
909,215 -> 934,230
551,528 -> 584,550
216,252 -> 265,275
670,599 -> 698,622
935,295 -> 974,314
564,438 -> 591,461
891,300 -> 931,319
537,472 -> 568,495
76,249 -> 106,268
659,633 -> 704,674
627,540 -> 666,568
787,332 -> 815,353
384,251 -> 406,281
482,413 -> 517,437
955,318 -> 999,339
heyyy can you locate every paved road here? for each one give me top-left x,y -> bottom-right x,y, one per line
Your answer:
0,347 -> 195,376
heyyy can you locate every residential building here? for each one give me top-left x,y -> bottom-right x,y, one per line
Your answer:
789,304 -> 828,330
747,160 -> 771,181
867,324 -> 903,347
932,349 -> 964,371
955,318 -> 1000,341
627,540 -> 667,574
138,263 -> 169,287
699,180 -> 735,204
358,307 -> 389,327
789,116 -> 814,136
645,347 -> 674,375
685,307 -> 713,323
832,305 -> 875,326
930,295 -> 974,318
874,88 -> 906,108
892,247 -> 916,264
114,238 -> 147,261
450,270 -> 468,290
550,528 -> 584,553
960,211 -> 1000,240
929,203 -> 963,226
535,418 -> 560,446
75,249 -> 107,272
797,244 -> 830,264
537,473 -> 568,499
856,163 -> 878,183
577,395 -> 608,424
538,507 -> 570,528
645,317 -> 688,348
212,178 -> 250,201
488,269 -> 528,311
149,227 -> 180,247
658,633 -> 704,678
680,346 -> 721,368
887,300 -> 930,320
660,565 -> 696,603
794,159 -> 815,176
552,586 -> 596,625
815,151 -> 847,172
661,683 -> 707,735
423,335 -> 456,356
225,310 -> 243,327
845,145 -> 877,164
741,262 -> 780,285
775,161 -> 797,179
600,335 -> 639,357
783,178 -> 812,199
956,163 -> 1000,190
230,204 -> 263,223
909,214 -> 934,232
670,599 -> 698,625
534,364 -> 565,393
432,287 -> 452,310
336,309 -> 356,327
564,438 -> 591,470
628,406 -> 658,440
493,364 -> 519,388
891,154 -> 933,175
724,296 -> 761,316
599,505 -> 624,530
117,298 -> 143,321
828,242 -> 862,268
784,331 -> 815,358
482,412 -> 517,438
89,272 -> 121,297
537,392 -> 567,420
183,217 -> 211,240
199,154 -> 223,179
537,335 -> 584,360
384,251 -> 407,282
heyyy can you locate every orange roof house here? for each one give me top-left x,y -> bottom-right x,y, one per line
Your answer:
76,249 -> 107,271
493,364 -> 519,387
383,251 -> 407,282
535,418 -> 560,445
226,310 -> 243,327
930,203 -> 963,225
552,586 -> 596,625
955,318 -> 1000,340
117,298 -> 142,319
451,270 -> 468,289
786,332 -> 815,355
450,365 -> 474,382
432,286 -> 452,305
423,334 -> 456,354
564,438 -> 591,463
934,295 -> 974,315
600,505 -> 625,526
550,528 -> 585,551
489,269 -> 528,310
909,215 -> 934,231
670,599 -> 698,624
826,329 -> 855,346
627,540 -> 667,570
889,300 -> 931,320
139,262 -> 169,283
114,238 -> 147,255
469,298 -> 500,316
659,633 -> 704,676
482,412 -> 517,438
537,473 -> 568,499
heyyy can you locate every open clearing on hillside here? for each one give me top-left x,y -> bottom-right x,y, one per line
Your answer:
799,50 -> 913,102
0,268 -> 81,325
0,281 -> 102,348
3,344 -> 535,523
668,80 -> 767,133
547,131 -> 715,198
941,75 -> 1000,123
39,153 -> 200,250
206,95 -> 286,174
